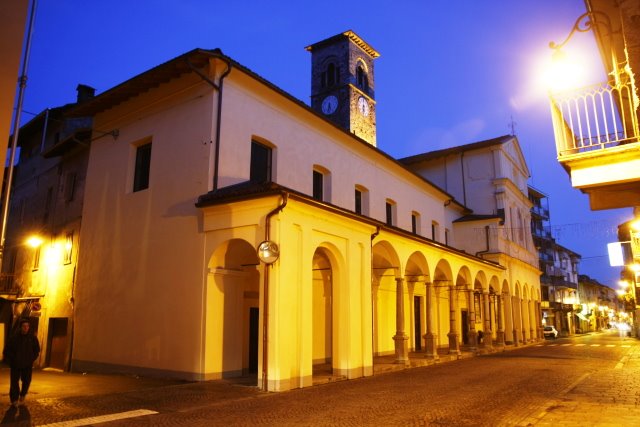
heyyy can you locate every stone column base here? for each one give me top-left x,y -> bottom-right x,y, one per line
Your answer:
447,332 -> 460,355
423,333 -> 439,360
393,334 -> 409,364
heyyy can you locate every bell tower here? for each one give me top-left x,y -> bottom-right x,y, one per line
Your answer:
306,30 -> 379,146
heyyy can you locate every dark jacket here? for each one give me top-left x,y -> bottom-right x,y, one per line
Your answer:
3,332 -> 40,369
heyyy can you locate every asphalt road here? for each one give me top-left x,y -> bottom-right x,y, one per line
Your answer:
2,330 -> 639,426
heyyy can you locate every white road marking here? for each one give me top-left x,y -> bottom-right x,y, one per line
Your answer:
575,344 -> 586,346
590,344 -> 601,347
621,345 -> 631,347
561,343 -> 572,346
37,409 -> 158,427
605,344 -> 615,347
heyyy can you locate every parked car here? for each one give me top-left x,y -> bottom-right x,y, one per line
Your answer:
543,325 -> 558,339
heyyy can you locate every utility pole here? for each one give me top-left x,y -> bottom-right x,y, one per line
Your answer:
0,0 -> 37,267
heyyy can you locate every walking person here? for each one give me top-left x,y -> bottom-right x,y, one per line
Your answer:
3,319 -> 40,407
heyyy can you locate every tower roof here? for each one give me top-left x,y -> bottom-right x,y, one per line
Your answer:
305,30 -> 380,58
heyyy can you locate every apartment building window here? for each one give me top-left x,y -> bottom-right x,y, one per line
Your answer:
355,189 -> 362,214
431,221 -> 439,242
133,142 -> 152,192
445,228 -> 450,245
43,187 -> 53,223
33,246 -> 41,271
64,232 -> 73,265
411,212 -> 420,234
64,172 -> 77,202
385,199 -> 396,226
250,140 -> 272,183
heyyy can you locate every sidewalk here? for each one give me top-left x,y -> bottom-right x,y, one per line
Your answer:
0,367 -> 187,402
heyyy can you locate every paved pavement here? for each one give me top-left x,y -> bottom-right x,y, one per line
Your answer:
0,331 -> 638,426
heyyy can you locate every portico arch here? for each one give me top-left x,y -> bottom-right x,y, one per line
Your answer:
433,259 -> 456,354
205,238 -> 260,380
455,266 -> 473,347
404,252 -> 429,353
312,247 -> 334,371
372,241 -> 401,359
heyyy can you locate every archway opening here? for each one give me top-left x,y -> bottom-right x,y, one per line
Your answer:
312,247 -> 333,375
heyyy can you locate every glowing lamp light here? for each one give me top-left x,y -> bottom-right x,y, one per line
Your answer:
619,280 -> 630,289
631,220 -> 640,232
616,289 -> 626,296
544,49 -> 585,93
26,236 -> 43,248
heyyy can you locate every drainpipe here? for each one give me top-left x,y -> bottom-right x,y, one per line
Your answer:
0,0 -> 37,268
461,152 -> 467,206
370,226 -> 380,363
187,54 -> 231,191
262,192 -> 288,391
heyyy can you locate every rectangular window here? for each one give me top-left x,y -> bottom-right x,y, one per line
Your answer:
385,201 -> 394,226
411,212 -> 420,234
33,247 -> 41,271
445,228 -> 450,245
313,170 -> 324,201
64,232 -> 73,265
133,142 -> 152,192
64,172 -> 77,202
431,221 -> 438,241
355,189 -> 362,214
43,187 -> 53,224
250,141 -> 272,183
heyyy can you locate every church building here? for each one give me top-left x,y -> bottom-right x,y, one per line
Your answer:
4,31 -> 542,391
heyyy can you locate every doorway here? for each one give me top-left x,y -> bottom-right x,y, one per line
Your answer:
414,296 -> 422,350
248,308 -> 259,373
46,318 -> 68,370
461,310 -> 469,345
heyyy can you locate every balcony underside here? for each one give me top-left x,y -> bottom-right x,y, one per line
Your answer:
560,142 -> 640,210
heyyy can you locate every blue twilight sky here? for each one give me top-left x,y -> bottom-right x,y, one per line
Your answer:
17,0 -> 632,286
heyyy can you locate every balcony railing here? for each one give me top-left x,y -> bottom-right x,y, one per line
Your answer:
0,273 -> 17,293
550,68 -> 639,158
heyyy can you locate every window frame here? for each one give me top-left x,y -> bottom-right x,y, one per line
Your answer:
250,140 -> 273,183
133,141 -> 152,193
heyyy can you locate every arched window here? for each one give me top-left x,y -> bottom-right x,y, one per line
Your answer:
356,65 -> 369,91
322,62 -> 340,88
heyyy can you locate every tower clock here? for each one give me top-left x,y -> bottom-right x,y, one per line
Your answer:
306,30 -> 379,146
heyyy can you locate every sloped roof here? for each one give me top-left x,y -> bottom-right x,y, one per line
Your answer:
304,30 -> 380,58
399,135 -> 515,165
453,214 -> 502,223
65,46 -> 469,213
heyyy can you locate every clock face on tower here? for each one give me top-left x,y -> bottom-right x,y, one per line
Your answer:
357,96 -> 369,117
321,95 -> 338,115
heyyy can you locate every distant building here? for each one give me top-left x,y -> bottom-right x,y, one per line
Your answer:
577,274 -> 620,332
528,187 -> 581,336
0,84 -> 94,369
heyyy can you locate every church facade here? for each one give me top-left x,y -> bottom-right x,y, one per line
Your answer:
13,31 -> 540,391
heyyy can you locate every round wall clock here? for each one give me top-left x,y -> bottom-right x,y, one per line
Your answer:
321,95 -> 338,115
357,96 -> 369,117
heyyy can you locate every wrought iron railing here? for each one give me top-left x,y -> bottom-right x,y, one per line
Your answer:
550,69 -> 639,157
0,273 -> 16,293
